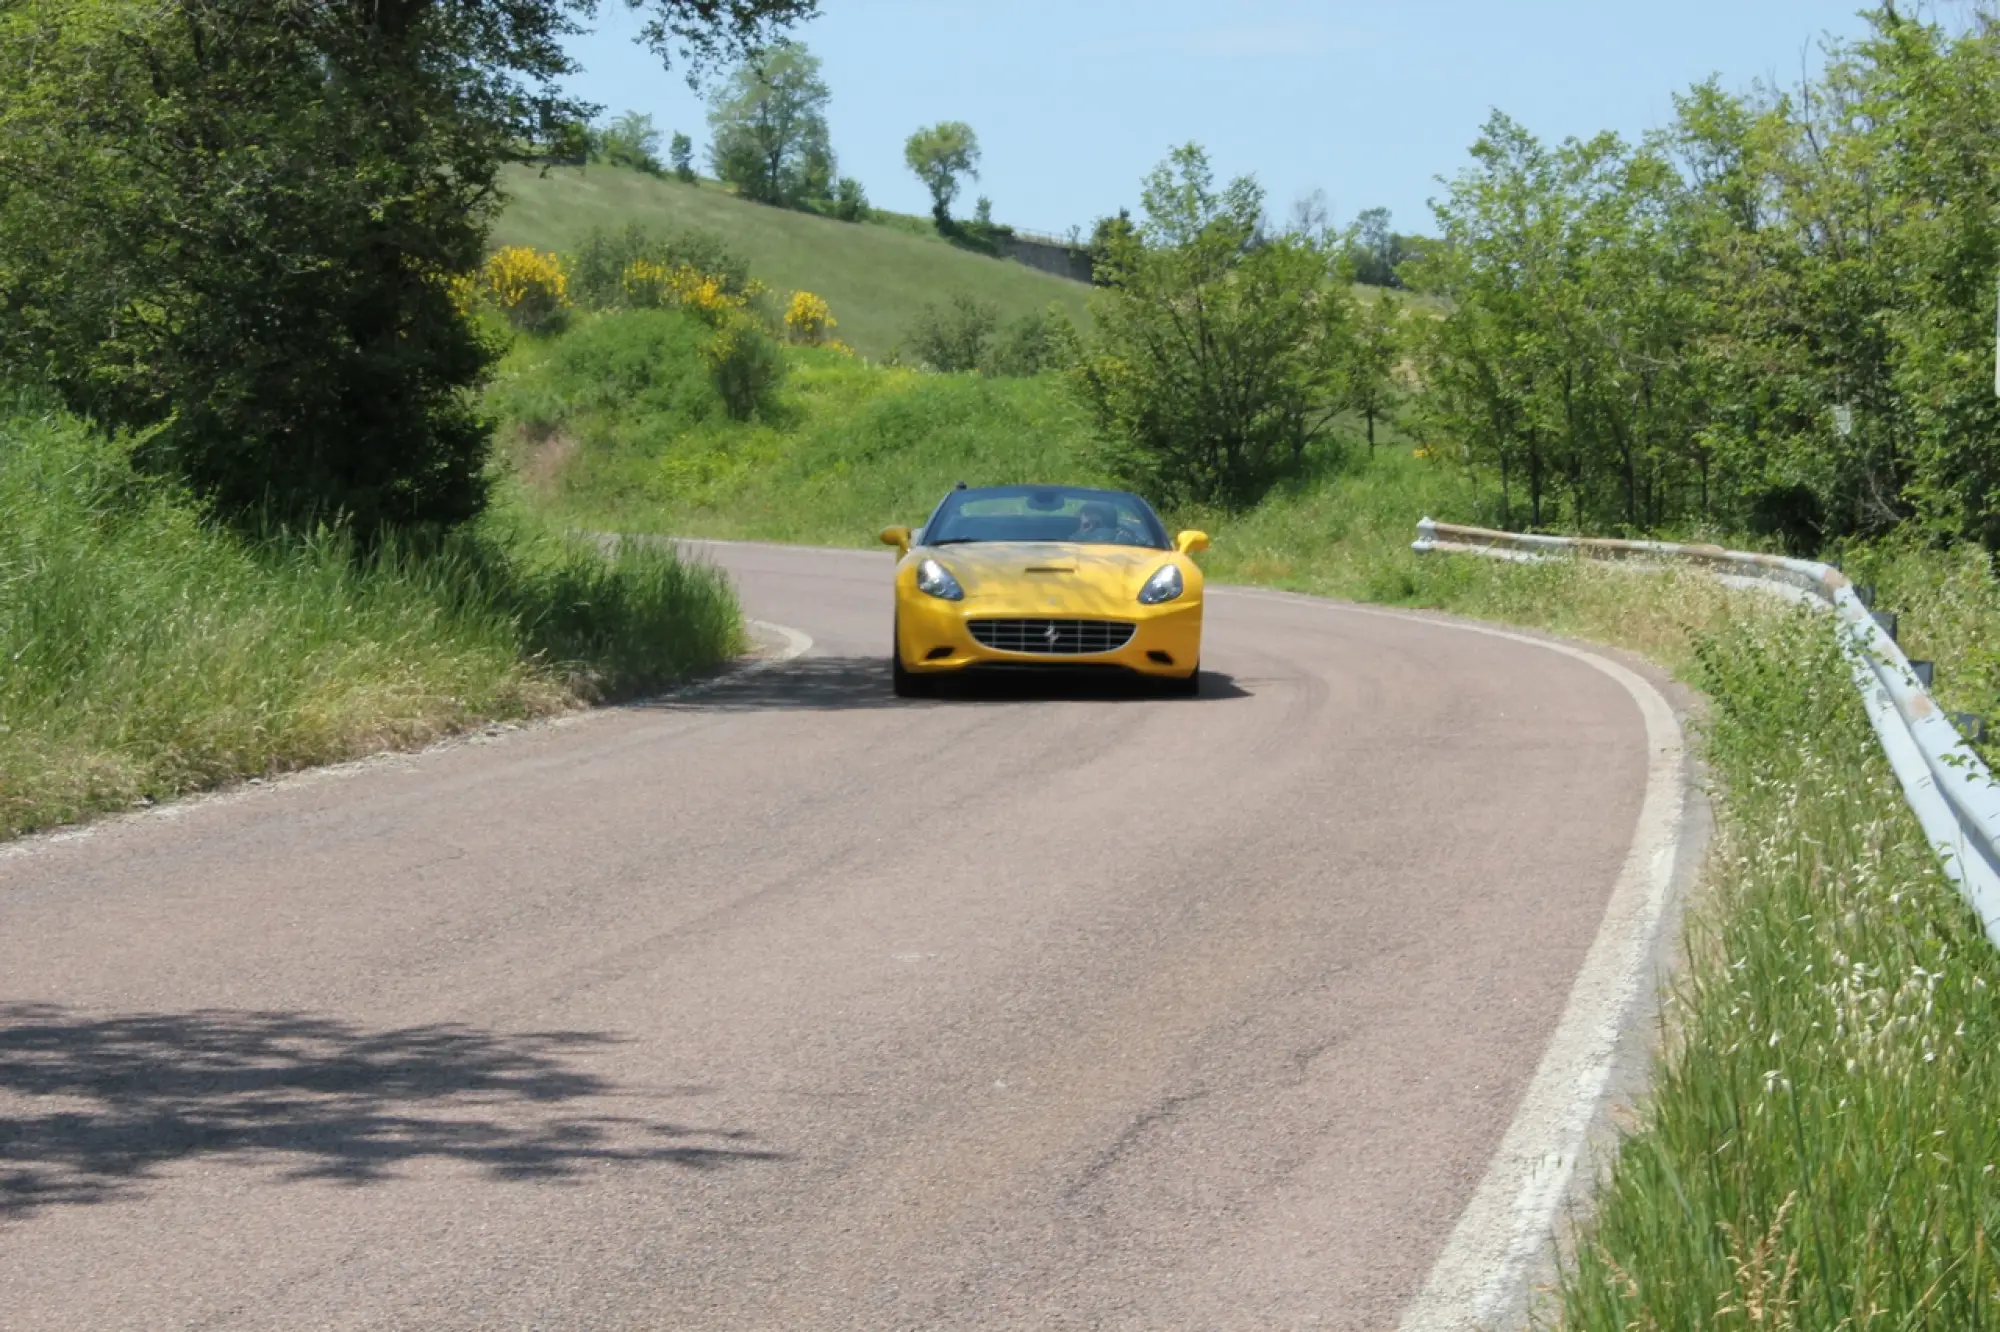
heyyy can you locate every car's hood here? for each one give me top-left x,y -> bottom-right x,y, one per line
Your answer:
916,542 -> 1190,614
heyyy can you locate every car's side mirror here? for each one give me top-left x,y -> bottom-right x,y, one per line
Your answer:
879,525 -> 912,554
1176,530 -> 1210,555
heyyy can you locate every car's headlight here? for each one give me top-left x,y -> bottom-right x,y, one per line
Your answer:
916,558 -> 964,601
1138,563 -> 1184,604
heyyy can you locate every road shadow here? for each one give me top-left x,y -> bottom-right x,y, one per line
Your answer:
653,655 -> 1253,713
0,1003 -> 780,1219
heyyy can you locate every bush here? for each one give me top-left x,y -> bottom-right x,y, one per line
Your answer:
906,293 -> 999,373
620,260 -> 760,326
784,291 -> 837,345
481,247 -> 571,334
980,304 -> 1074,378
832,176 -> 869,221
701,314 -> 787,420
569,223 -> 752,311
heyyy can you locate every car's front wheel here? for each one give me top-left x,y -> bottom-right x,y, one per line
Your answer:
891,621 -> 930,698
1162,662 -> 1201,698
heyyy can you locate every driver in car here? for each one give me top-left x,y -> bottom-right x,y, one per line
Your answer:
1074,502 -> 1121,543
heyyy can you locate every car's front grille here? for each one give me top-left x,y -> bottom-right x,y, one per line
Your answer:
968,618 -> 1136,655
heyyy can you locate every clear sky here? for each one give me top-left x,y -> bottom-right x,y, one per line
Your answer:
557,1 -> 1878,240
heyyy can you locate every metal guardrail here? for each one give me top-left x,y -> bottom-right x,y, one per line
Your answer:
1413,517 -> 2000,946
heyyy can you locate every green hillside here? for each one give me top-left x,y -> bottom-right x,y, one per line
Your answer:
492,163 -> 1094,360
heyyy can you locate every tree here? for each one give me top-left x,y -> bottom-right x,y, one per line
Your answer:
706,39 -> 833,207
1346,207 -> 1409,287
0,0 -> 814,536
831,176 -> 869,221
1069,144 -> 1357,506
1087,209 -> 1138,286
670,130 -> 696,181
1345,293 -> 1404,451
597,110 -> 664,173
904,122 -> 981,227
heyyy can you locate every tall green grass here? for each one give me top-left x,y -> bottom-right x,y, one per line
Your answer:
1559,603 -> 2000,1329
0,407 -> 742,838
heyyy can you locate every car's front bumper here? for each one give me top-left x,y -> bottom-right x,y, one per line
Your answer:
896,596 -> 1203,678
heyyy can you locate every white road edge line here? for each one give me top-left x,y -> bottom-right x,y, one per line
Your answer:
1214,587 -> 1687,1332
0,618 -> 814,864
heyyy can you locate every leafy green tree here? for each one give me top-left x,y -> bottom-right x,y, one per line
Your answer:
1070,144 -> 1357,507
670,130 -> 696,181
706,39 -> 833,207
904,122 -> 981,227
1087,209 -> 1138,286
597,110 -> 664,173
1346,207 -> 1416,288
831,176 -> 870,221
1344,294 -> 1404,451
0,0 -> 813,536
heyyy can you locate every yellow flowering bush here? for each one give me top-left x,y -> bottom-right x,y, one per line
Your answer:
481,246 -> 570,333
620,260 -> 747,326
783,290 -> 836,345
700,311 -> 786,420
443,271 -> 478,320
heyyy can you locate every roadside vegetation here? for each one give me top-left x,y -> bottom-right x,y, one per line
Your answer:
0,403 -> 741,840
0,0 -> 810,840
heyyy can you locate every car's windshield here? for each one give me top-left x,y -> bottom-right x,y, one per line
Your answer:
922,485 -> 1171,549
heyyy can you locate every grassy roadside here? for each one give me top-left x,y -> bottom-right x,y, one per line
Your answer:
0,406 -> 743,840
493,309 -> 2000,1324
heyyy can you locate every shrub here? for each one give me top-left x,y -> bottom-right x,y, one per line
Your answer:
482,247 -> 571,334
784,290 -> 836,345
906,293 -> 998,373
980,303 -> 1074,378
832,176 -> 869,221
701,314 -> 786,420
569,223 -> 751,311
620,260 -> 752,326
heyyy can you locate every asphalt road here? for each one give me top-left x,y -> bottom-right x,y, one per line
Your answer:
0,540 -> 1659,1331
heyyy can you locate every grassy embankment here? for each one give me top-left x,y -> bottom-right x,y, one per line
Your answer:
491,163 -> 1096,361
494,296 -> 2000,1324
0,404 -> 743,840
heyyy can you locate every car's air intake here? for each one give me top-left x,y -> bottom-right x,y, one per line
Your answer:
968,618 -> 1136,655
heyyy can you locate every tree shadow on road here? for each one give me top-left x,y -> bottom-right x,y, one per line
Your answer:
0,1004 -> 781,1219
654,656 -> 1253,713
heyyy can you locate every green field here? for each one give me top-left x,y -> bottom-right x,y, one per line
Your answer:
492,163 -> 1095,360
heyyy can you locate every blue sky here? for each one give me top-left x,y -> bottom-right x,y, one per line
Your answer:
558,1 -> 1878,239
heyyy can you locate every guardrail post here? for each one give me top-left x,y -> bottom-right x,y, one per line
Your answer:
1871,609 -> 1899,641
1911,660 -> 1935,689
1952,712 -> 1991,744
1854,583 -> 1876,608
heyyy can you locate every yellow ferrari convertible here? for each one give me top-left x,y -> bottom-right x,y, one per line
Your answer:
879,483 -> 1209,697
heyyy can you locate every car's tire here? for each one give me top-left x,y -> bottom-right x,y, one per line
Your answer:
891,621 -> 929,698
1163,662 -> 1201,698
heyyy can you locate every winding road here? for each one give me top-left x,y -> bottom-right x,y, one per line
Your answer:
0,540 -> 1684,1330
